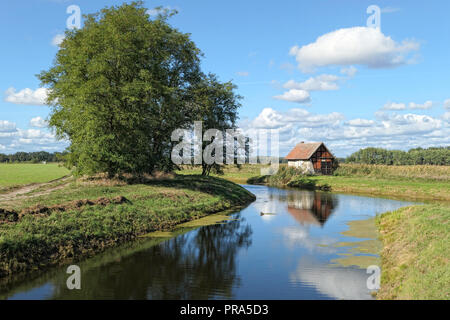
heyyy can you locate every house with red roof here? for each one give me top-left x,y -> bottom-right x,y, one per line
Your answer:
285,141 -> 335,175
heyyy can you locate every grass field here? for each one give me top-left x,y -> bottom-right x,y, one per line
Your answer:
376,204 -> 450,300
0,175 -> 255,277
0,163 -> 69,189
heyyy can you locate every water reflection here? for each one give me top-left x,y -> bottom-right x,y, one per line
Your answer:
289,258 -> 373,300
2,185 -> 414,300
286,191 -> 337,226
5,212 -> 252,300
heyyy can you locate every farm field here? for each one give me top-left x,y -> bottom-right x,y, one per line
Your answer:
0,163 -> 69,190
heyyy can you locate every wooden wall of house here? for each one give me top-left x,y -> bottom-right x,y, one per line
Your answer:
310,145 -> 334,174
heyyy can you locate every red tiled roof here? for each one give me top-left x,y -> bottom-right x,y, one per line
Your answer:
285,142 -> 323,160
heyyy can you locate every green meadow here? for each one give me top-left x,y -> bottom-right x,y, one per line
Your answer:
0,163 -> 69,189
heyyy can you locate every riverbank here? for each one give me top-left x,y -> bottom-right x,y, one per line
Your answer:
376,204 -> 449,300
245,164 -> 450,202
0,175 -> 255,277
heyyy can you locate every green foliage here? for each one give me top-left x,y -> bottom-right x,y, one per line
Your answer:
38,2 -> 205,176
247,166 -> 327,191
259,166 -> 331,190
246,175 -> 268,185
346,146 -> 450,165
266,166 -> 300,187
191,74 -> 242,175
0,151 -> 66,163
287,177 -> 330,191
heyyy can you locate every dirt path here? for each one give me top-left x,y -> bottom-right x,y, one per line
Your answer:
0,176 -> 71,201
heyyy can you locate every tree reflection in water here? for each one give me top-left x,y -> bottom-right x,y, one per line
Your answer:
50,212 -> 252,300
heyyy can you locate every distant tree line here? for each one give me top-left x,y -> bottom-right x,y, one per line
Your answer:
0,151 -> 66,163
345,147 -> 450,165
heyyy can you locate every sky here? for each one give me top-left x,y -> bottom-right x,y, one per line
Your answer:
1,0 -> 449,157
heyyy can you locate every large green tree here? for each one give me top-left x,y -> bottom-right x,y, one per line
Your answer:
191,74 -> 242,176
38,2 -> 203,176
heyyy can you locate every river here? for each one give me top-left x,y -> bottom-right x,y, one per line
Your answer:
1,185 -> 414,300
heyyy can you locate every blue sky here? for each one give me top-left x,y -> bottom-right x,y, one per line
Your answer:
1,0 -> 449,156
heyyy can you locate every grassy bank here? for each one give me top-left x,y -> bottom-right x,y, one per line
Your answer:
246,164 -> 450,201
376,204 -> 450,299
0,175 -> 255,277
177,165 -> 262,184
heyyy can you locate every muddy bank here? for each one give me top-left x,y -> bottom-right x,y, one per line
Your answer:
0,196 -> 129,223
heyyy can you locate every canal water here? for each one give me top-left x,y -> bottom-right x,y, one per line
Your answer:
1,185 -> 413,300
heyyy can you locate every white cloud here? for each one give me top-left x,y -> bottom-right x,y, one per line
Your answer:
408,100 -> 433,110
289,27 -> 419,72
0,126 -> 68,153
442,112 -> 450,122
0,120 -> 17,133
340,66 -> 358,77
51,33 -> 65,47
250,108 -> 285,129
283,74 -> 340,91
240,107 -> 448,157
280,226 -> 337,253
290,259 -> 373,300
273,89 -> 311,104
29,116 -> 48,128
4,87 -> 49,105
248,107 -> 343,130
382,100 -> 433,111
345,119 -> 375,127
444,99 -> 450,110
383,102 -> 406,110
236,71 -> 249,77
